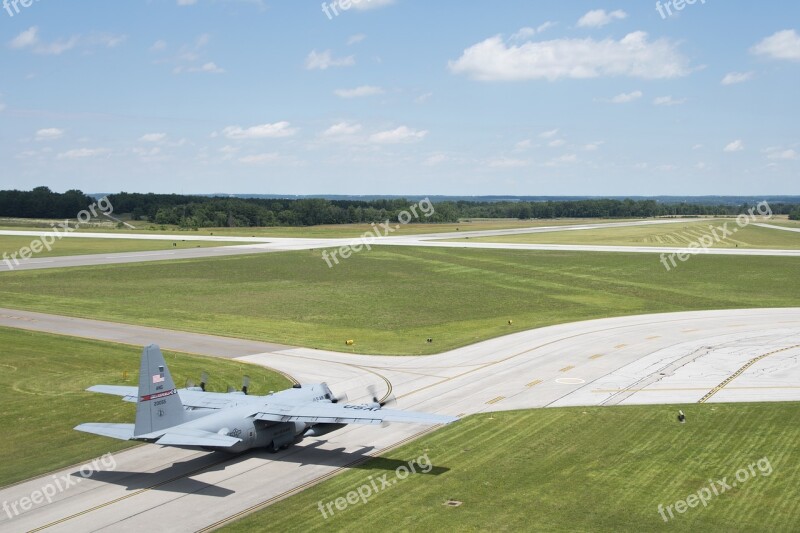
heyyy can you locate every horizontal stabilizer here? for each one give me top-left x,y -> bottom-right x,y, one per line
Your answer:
87,385 -> 138,403
145,428 -> 242,448
75,423 -> 135,441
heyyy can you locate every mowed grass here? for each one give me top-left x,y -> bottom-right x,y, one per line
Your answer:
0,247 -> 797,355
458,220 -> 800,249
0,235 -> 242,258
225,404 -> 800,533
0,327 -> 291,487
1,218 -> 650,239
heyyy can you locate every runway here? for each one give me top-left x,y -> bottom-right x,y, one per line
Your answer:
2,218 -> 799,272
0,307 -> 798,532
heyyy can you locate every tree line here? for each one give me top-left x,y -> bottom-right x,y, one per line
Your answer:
1,187 -> 797,228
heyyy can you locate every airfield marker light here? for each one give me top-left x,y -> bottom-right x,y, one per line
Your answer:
508,320 -> 513,326
677,410 -> 686,424
345,339 -> 354,346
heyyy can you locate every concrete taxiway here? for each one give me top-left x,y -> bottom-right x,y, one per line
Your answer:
1,218 -> 799,272
0,308 -> 797,532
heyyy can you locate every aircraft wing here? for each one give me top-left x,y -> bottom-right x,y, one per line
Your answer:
251,403 -> 458,426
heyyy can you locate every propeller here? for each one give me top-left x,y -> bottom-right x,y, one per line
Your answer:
186,371 -> 210,391
366,384 -> 396,408
242,375 -> 251,395
331,391 -> 348,404
366,384 -> 397,428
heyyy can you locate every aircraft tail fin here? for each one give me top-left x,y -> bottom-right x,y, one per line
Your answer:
134,345 -> 185,437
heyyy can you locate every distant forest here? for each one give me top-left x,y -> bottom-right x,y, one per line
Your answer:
1,187 -> 798,227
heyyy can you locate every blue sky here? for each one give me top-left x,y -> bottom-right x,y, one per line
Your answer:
1,0 -> 798,195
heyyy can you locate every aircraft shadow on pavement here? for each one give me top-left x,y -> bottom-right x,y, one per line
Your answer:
84,441 -> 448,497
80,452 -> 236,497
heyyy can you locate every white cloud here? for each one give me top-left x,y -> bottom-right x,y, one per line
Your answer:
369,126 -> 428,144
724,140 -> 745,152
347,34 -> 366,46
545,153 -> 578,166
239,152 -> 280,164
514,139 -> 533,151
610,90 -> 642,104
222,122 -> 297,139
510,23 -> 558,42
185,62 -> 225,74
414,92 -> 433,104
0,103 -> 5,113
165,34 -> 224,74
322,121 -> 362,136
350,0 -> 394,10
765,147 -> 799,160
85,32 -> 127,48
132,146 -> 162,161
577,9 -> 627,28
539,129 -> 559,139
140,133 -> 167,143
653,95 -> 686,106
334,85 -> 384,98
584,141 -> 604,151
57,148 -> 108,159
449,32 -> 691,81
9,26 -> 121,55
305,49 -> 355,70
35,37 -> 79,55
10,27 -> 40,49
548,139 -> 566,147
35,128 -> 64,141
487,157 -> 529,168
721,71 -> 755,85
150,40 -> 167,52
751,29 -> 800,61
423,153 -> 450,166
536,21 -> 557,34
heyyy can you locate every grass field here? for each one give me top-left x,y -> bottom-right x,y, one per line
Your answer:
455,220 -> 800,249
0,247 -> 797,355
0,327 -> 292,487
225,403 -> 800,533
0,218 -> 653,239
0,235 -> 241,259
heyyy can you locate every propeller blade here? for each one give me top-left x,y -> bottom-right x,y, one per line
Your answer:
367,384 -> 380,404
185,378 -> 195,389
242,375 -> 251,395
380,393 -> 397,408
200,371 -> 208,392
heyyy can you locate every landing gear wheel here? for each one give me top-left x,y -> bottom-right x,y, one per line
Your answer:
267,441 -> 280,453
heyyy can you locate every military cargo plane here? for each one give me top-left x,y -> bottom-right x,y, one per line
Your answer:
75,345 -> 457,453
